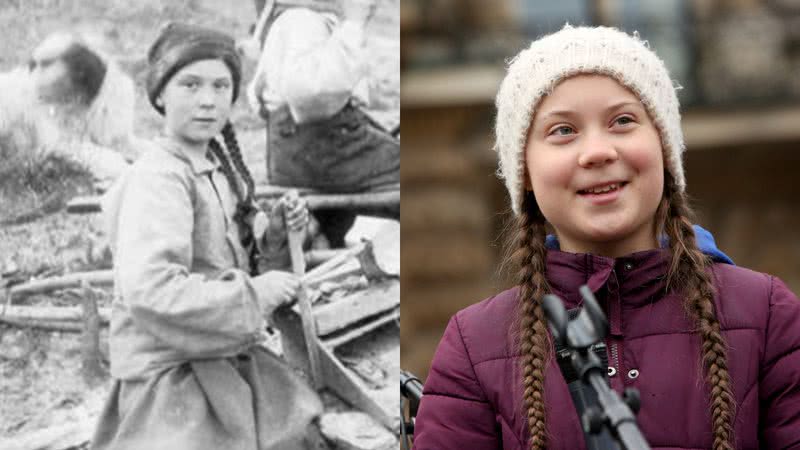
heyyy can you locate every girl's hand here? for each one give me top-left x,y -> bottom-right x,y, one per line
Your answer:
253,270 -> 300,314
280,190 -> 309,232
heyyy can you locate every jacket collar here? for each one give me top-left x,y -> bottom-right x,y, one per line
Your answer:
156,137 -> 219,175
545,224 -> 734,265
545,248 -> 672,310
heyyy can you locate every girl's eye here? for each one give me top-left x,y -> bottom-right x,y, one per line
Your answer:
613,115 -> 635,126
214,81 -> 231,90
550,125 -> 575,136
181,81 -> 200,90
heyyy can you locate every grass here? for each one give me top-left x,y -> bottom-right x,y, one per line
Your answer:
0,141 -> 95,227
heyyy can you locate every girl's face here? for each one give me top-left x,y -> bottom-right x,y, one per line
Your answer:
525,75 -> 664,257
159,59 -> 234,148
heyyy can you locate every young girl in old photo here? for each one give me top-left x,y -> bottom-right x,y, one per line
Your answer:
413,25 -> 800,450
91,22 -> 323,450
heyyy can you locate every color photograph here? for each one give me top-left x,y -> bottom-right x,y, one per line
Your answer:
401,0 -> 800,448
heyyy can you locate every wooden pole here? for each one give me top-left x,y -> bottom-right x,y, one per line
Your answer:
67,188 -> 399,215
0,305 -> 110,323
288,226 -> 323,390
80,282 -> 105,385
8,270 -> 113,300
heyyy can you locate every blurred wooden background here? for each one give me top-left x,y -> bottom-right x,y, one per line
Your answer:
400,0 -> 800,378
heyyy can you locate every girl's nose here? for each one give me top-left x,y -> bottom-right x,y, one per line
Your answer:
198,87 -> 217,107
578,132 -> 619,168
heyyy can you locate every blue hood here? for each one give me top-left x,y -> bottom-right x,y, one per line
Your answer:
545,224 -> 734,265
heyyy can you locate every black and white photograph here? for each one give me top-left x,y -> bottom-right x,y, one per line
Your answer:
0,0 -> 399,449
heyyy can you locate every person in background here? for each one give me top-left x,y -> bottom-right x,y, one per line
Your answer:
247,0 -> 399,248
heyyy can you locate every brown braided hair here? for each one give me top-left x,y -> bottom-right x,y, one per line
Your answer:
660,173 -> 735,449
511,174 -> 734,449
511,191 -> 551,449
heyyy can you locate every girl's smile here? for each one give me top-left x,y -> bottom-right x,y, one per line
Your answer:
525,74 -> 665,257
576,180 -> 629,205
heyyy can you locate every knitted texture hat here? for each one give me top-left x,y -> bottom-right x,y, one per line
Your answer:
146,22 -> 241,115
494,24 -> 685,215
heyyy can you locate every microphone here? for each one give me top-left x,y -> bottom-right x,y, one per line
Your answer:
553,309 -> 620,450
401,370 -> 424,403
543,287 -> 649,450
400,370 -> 424,449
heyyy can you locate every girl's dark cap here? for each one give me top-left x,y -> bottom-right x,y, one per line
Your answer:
146,22 -> 242,114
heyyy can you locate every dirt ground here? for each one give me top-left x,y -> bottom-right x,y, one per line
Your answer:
0,0 -> 399,447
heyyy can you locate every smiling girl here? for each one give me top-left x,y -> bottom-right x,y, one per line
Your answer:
413,25 -> 800,450
91,23 -> 321,450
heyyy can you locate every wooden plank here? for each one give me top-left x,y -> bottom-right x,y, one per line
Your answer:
322,308 -> 399,349
1,305 -> 110,323
314,281 -> 399,336
318,341 -> 397,431
255,183 -> 399,197
0,316 -> 88,332
68,187 -> 399,215
8,270 -> 113,299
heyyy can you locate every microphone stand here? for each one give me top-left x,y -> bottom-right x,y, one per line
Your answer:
542,285 -> 650,450
400,369 -> 424,450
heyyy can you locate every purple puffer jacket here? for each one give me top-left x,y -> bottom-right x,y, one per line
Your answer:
414,249 -> 800,449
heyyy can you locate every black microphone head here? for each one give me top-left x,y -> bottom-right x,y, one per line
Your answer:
542,294 -> 568,347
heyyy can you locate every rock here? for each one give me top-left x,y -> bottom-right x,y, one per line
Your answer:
319,411 -> 397,450
3,259 -> 20,277
0,329 -> 33,360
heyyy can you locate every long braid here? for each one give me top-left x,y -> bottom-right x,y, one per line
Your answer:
662,174 -> 735,450
220,121 -> 255,205
208,122 -> 260,273
513,191 -> 551,450
208,133 -> 244,204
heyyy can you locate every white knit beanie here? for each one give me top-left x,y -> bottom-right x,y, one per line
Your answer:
494,24 -> 685,215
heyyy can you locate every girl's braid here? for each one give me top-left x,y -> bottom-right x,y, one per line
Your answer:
220,121 -> 255,205
514,192 -> 551,450
662,174 -> 735,450
208,122 -> 260,272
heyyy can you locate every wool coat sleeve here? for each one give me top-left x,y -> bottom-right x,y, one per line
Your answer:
113,165 -> 264,358
759,276 -> 800,449
413,314 -> 501,450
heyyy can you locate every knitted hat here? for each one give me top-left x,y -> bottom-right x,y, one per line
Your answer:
494,24 -> 685,215
146,22 -> 242,114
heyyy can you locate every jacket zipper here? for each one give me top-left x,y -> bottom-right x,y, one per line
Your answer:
610,341 -> 619,373
608,269 -> 620,377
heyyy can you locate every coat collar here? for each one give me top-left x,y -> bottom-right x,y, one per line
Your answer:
545,248 -> 672,310
542,224 -> 733,309
155,137 -> 219,175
